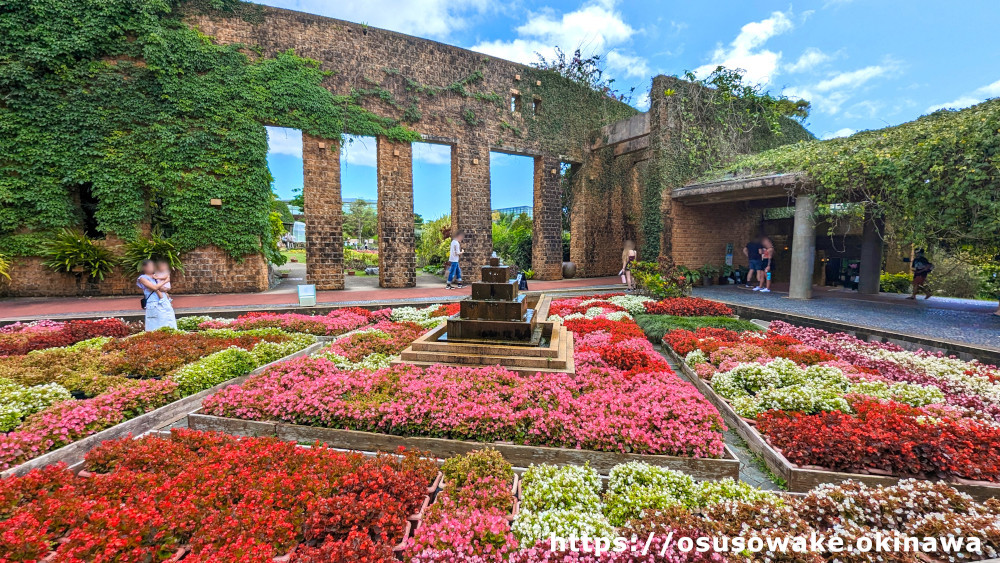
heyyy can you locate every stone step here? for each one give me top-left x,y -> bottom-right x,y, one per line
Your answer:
413,325 -> 565,358
399,346 -> 568,370
397,326 -> 574,374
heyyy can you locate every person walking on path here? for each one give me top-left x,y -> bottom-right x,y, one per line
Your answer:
137,260 -> 177,330
756,237 -> 775,293
446,231 -> 464,289
744,237 -> 764,289
908,249 -> 934,300
620,240 -> 637,292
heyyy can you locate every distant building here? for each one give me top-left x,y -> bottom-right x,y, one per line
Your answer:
492,205 -> 533,218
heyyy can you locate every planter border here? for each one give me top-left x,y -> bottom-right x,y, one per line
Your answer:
187,411 -> 740,480
662,345 -> 1000,501
1,341 -> 326,478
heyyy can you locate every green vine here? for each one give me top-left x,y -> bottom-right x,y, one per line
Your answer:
0,0 -> 417,259
699,98 -> 1000,259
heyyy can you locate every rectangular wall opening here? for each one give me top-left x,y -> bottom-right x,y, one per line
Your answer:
340,135 -> 378,282
489,151 -> 534,273
412,141 -> 453,281
265,126 -> 305,287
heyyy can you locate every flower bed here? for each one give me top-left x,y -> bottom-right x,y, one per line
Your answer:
201,297 -> 726,460
406,448 -> 1000,563
0,318 -> 134,356
0,429 -> 437,562
642,297 -> 734,317
177,307 -> 380,336
0,328 -> 316,472
666,322 -> 1000,486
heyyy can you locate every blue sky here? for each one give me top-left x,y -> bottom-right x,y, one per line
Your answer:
265,0 -> 1000,216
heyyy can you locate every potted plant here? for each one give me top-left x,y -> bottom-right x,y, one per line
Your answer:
676,265 -> 702,287
699,264 -> 720,286
42,229 -> 117,294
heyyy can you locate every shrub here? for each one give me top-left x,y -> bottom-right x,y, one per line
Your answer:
41,229 -> 117,281
121,231 -> 184,277
880,271 -> 911,293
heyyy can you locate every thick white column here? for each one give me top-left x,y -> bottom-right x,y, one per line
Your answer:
788,195 -> 816,299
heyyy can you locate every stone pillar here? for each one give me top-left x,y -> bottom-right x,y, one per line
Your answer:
858,209 -> 884,295
302,134 -> 344,290
376,137 -> 415,288
532,155 -> 563,280
451,144 -> 491,282
788,194 -> 816,299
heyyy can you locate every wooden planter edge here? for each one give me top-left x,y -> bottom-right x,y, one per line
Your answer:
187,411 -> 740,480
1,340 -> 326,479
661,345 -> 1000,502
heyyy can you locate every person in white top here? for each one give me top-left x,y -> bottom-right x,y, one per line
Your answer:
446,231 -> 464,289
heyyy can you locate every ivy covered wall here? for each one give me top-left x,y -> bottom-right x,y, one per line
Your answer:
0,0 -> 416,261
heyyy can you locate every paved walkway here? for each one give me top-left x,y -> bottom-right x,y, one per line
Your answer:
694,284 -> 1000,350
0,276 -> 623,321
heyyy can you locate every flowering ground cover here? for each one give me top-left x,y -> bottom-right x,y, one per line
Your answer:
0,318 -> 134,356
407,448 -> 1000,562
202,297 -> 727,458
0,328 -> 316,471
669,322 -> 1000,482
0,429 -> 438,562
177,306 -> 378,336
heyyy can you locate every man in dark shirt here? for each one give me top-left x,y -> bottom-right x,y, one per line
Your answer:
907,249 -> 934,300
744,238 -> 764,289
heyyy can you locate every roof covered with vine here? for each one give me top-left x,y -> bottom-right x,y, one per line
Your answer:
691,99 -> 1000,256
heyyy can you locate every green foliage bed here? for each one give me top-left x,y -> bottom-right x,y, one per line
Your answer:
634,314 -> 762,342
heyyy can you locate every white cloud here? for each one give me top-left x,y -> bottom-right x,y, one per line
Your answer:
606,50 -> 650,78
813,64 -> 894,92
413,142 -> 451,165
634,91 -> 650,110
694,11 -> 793,85
259,0 -> 491,39
821,127 -> 855,140
469,0 -> 647,80
926,78 -> 1000,112
341,135 -> 377,168
785,47 -> 832,73
266,126 -> 302,158
784,60 -> 900,115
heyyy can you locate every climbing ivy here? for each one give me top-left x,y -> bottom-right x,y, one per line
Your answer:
641,69 -> 814,260
0,0 -> 417,259
701,99 -> 1000,259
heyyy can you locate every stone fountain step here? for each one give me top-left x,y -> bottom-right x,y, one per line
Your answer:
396,325 -> 574,375
395,333 -> 575,376
459,296 -> 527,321
412,324 -> 564,358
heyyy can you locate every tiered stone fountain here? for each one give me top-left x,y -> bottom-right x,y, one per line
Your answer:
396,258 -> 575,375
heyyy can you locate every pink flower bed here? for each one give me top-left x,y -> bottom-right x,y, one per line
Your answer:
0,380 -> 179,470
198,307 -> 377,336
203,299 -> 726,458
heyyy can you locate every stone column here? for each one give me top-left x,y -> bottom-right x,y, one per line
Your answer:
788,194 -> 816,299
532,155 -> 563,280
451,143 -> 491,282
302,133 -> 344,290
858,209 -> 884,295
376,137 -> 415,288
